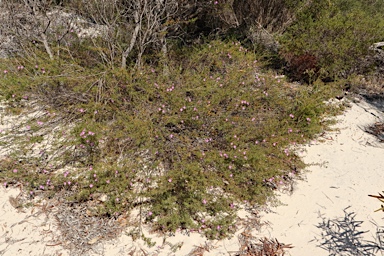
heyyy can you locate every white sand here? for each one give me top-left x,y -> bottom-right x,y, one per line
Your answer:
0,188 -> 69,256
258,99 -> 384,255
1,98 -> 384,255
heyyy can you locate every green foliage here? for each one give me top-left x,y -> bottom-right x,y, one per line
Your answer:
281,0 -> 384,80
0,40 -> 342,238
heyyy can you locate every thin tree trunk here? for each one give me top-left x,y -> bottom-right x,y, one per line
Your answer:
122,9 -> 141,69
40,32 -> 54,60
160,35 -> 169,76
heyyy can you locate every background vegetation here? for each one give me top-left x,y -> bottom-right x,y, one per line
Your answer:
0,0 -> 383,240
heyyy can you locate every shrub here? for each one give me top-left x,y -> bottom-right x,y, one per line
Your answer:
280,0 -> 384,81
0,40 -> 341,238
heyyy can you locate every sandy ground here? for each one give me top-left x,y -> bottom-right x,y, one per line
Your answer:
1,98 -> 384,255
258,99 -> 384,256
0,188 -> 69,256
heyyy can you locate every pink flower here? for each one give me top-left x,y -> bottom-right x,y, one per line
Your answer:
168,178 -> 172,183
13,169 -> 18,173
3,70 -> 8,74
202,199 -> 207,204
89,184 -> 93,188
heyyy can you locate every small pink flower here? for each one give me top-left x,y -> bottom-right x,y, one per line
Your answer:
3,70 -> 8,74
168,178 -> 172,183
89,184 -> 93,188
106,180 -> 110,184
148,211 -> 153,216
202,199 -> 207,204
289,114 -> 294,118
13,169 -> 18,173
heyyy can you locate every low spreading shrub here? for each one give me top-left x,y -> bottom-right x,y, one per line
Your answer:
0,40 -> 341,238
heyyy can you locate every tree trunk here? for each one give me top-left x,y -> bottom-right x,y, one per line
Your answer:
122,9 -> 141,69
40,32 -> 54,60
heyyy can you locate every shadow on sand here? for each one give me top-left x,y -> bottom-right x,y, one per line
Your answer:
312,206 -> 384,256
